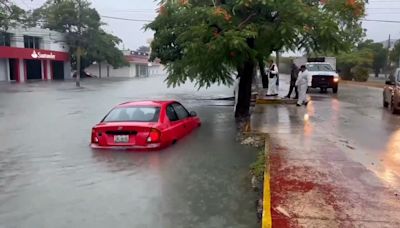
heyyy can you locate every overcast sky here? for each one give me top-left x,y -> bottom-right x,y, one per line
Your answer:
14,0 -> 400,50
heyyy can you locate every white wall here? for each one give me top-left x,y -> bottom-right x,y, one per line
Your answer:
7,26 -> 68,52
85,62 -> 136,78
149,65 -> 167,76
0,59 -> 7,81
64,61 -> 72,79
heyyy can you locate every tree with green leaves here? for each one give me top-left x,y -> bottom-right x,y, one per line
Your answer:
357,39 -> 388,77
147,0 -> 366,118
32,0 -> 127,86
336,48 -> 372,81
0,0 -> 26,31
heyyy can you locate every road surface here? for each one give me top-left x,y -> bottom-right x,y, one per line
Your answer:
0,77 -> 258,228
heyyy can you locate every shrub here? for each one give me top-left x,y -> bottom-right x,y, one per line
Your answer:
352,66 -> 369,82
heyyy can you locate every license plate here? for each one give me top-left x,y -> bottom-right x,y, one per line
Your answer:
114,135 -> 129,143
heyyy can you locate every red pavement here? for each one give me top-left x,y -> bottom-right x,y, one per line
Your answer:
252,102 -> 400,227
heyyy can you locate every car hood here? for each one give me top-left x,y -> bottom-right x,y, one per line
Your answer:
309,71 -> 338,76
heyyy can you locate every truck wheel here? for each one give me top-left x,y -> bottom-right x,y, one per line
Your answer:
332,86 -> 338,94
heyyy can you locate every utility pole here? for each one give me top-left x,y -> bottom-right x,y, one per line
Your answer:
386,34 -> 391,79
75,0 -> 82,87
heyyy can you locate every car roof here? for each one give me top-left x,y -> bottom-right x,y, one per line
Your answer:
116,100 -> 176,108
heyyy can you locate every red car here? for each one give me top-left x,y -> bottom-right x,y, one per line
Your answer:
91,101 -> 201,150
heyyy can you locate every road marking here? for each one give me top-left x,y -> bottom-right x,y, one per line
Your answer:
262,135 -> 272,228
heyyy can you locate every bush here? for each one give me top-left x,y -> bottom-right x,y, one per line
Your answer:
352,66 -> 369,82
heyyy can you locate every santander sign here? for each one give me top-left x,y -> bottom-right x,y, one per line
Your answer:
31,50 -> 56,60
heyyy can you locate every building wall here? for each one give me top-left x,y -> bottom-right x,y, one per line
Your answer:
64,61 -> 72,79
0,59 -> 7,81
7,26 -> 68,52
149,65 -> 167,76
85,62 -> 136,78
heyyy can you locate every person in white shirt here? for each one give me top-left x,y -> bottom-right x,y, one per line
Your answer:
266,60 -> 279,96
295,65 -> 310,106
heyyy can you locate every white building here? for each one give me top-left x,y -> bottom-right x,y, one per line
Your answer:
85,51 -> 166,78
0,26 -> 71,82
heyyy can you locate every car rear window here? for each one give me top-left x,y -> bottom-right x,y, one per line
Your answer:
103,107 -> 160,122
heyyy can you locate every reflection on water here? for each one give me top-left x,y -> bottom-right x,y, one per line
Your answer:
377,130 -> 400,188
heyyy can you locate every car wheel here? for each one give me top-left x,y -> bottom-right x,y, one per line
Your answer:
383,97 -> 389,108
391,98 -> 398,114
333,86 -> 338,94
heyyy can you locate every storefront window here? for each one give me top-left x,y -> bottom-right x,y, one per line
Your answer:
0,32 -> 11,46
24,36 -> 41,49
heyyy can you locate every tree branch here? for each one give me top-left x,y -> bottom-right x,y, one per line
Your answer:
238,13 -> 256,28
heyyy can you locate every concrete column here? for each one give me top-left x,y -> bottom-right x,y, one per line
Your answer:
48,60 -> 53,80
41,60 -> 45,80
18,59 -> 25,83
5,59 -> 10,81
64,61 -> 71,79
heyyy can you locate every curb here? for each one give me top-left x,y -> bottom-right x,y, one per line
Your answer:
256,99 -> 297,105
261,134 -> 272,228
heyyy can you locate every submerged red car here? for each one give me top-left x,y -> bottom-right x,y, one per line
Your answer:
91,101 -> 201,150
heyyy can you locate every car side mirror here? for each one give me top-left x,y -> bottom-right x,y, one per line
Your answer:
190,111 -> 197,117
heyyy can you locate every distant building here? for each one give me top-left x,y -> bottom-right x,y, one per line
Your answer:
0,26 -> 70,82
85,50 -> 166,78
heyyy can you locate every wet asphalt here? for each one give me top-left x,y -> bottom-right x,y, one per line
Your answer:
0,77 -> 258,228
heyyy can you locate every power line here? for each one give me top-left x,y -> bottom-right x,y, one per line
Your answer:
101,15 -> 153,22
363,19 -> 400,23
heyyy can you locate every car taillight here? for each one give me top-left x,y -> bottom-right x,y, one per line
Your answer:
91,128 -> 98,144
147,128 -> 161,143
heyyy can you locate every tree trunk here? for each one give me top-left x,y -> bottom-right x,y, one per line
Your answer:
374,69 -> 379,78
258,58 -> 268,89
76,47 -> 81,87
235,59 -> 255,119
99,62 -> 102,78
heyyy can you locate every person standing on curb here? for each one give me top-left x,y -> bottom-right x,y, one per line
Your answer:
295,65 -> 310,106
266,60 -> 279,96
285,63 -> 299,99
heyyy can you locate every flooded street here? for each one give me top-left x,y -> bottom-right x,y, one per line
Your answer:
0,77 -> 258,228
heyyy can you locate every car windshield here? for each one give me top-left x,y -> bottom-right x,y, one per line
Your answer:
103,106 -> 160,122
307,64 -> 334,72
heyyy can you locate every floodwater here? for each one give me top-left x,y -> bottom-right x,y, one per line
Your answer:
0,77 -> 258,228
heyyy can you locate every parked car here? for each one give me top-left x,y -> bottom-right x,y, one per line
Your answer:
91,100 -> 201,150
306,62 -> 340,93
383,68 -> 400,114
72,71 -> 95,78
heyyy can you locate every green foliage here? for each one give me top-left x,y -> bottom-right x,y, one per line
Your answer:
336,46 -> 373,80
147,0 -> 366,88
358,39 -> 388,76
250,150 -> 265,179
352,65 -> 369,82
390,41 -> 400,67
32,0 -> 127,70
0,1 -> 26,31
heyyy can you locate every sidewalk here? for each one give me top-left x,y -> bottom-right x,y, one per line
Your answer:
251,102 -> 400,227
